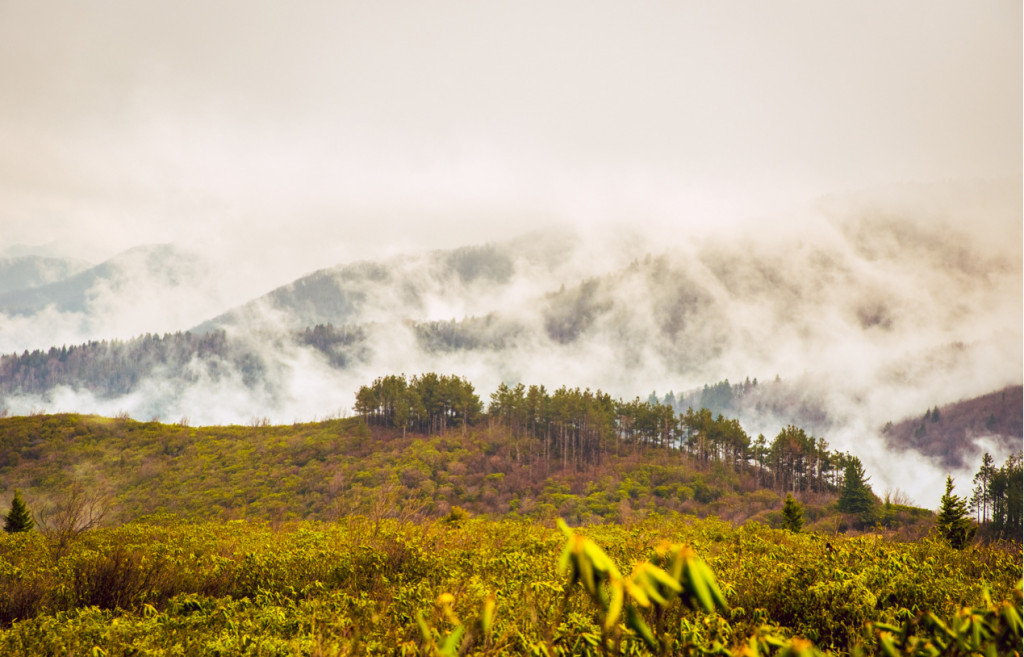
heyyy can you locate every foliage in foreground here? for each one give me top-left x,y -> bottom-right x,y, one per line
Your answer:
0,514 -> 1019,656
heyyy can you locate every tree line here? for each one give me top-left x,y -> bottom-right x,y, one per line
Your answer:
354,373 -> 483,437
969,451 -> 1023,540
355,373 -> 862,495
0,324 -> 369,400
0,330 -> 267,397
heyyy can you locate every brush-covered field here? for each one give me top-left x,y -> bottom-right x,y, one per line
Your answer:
0,514 -> 1019,656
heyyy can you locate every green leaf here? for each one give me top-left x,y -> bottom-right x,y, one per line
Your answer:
644,562 -> 682,593
416,610 -> 434,645
625,605 -> 658,651
682,557 -> 715,612
440,624 -> 465,656
557,543 -> 573,575
878,632 -> 900,657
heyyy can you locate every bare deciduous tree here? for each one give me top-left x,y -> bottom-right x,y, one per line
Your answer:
35,484 -> 108,560
884,488 -> 914,507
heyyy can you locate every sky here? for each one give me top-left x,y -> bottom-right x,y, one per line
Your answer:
1,1 -> 1020,282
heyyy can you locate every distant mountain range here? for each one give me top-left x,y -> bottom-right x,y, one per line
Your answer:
194,243 -> 512,333
0,181 -> 1019,503
0,244 -> 205,316
0,255 -> 90,296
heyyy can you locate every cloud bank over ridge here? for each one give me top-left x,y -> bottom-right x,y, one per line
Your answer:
2,180 -> 1020,506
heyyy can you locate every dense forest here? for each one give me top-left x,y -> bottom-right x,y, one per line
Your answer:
0,326 -> 362,398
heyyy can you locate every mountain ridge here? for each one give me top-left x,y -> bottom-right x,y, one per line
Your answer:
882,385 -> 1023,469
0,244 -> 205,316
0,255 -> 90,296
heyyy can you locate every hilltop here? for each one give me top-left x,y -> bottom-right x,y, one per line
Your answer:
0,406 -> 933,539
882,385 -> 1022,469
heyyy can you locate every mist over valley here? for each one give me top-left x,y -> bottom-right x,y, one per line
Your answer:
1,181 -> 1020,506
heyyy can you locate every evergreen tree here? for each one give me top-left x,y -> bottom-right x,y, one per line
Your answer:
989,452 -> 1023,540
782,493 -> 803,532
937,475 -> 975,550
4,490 -> 34,533
837,456 -> 876,526
970,452 -> 995,523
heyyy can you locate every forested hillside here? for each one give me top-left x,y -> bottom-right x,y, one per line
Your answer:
0,412 -> 853,530
193,242 -> 530,334
0,368 -> 971,538
882,385 -> 1022,468
0,330 -> 268,398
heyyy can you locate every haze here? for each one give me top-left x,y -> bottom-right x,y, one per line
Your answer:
2,1 -> 1020,266
0,2 -> 1020,507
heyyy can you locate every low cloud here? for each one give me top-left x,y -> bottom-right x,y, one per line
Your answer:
3,180 -> 1019,507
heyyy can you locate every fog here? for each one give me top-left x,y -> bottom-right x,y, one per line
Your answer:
3,181 -> 1020,507
2,2 -> 1019,262
0,2 -> 1020,506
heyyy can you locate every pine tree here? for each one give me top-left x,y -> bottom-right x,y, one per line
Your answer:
4,490 -> 34,533
837,456 -> 876,527
970,452 -> 995,523
989,452 -> 1023,540
937,475 -> 975,550
782,493 -> 803,532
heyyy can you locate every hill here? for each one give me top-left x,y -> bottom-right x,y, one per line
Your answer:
882,385 -> 1022,469
0,405 -> 934,539
192,240 -> 553,334
7,331 -> 1017,477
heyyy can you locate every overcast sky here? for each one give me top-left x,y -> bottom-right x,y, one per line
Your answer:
1,1 -> 1020,279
